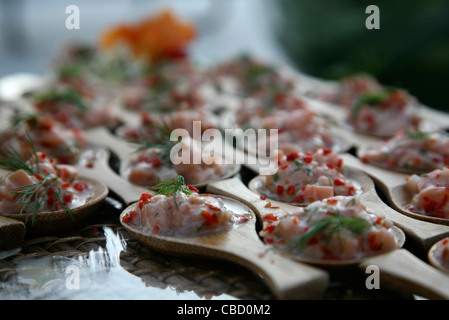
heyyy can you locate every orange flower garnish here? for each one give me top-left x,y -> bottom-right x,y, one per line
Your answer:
99,10 -> 196,63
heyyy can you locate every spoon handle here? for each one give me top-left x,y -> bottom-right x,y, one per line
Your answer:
341,153 -> 407,189
206,178 -> 296,219
421,106 -> 449,131
219,224 -> 329,299
360,248 -> 449,300
0,215 -> 26,250
77,149 -> 149,206
84,127 -> 135,163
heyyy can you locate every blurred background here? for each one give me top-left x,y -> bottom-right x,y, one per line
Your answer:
1,0 -> 448,110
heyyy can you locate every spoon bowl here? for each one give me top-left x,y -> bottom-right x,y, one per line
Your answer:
428,237 -> 449,275
341,153 -> 449,249
248,165 -> 372,206
84,127 -> 242,190
1,176 -> 108,236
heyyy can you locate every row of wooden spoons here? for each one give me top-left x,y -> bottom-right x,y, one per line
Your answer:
2,125 -> 449,300
78,129 -> 449,299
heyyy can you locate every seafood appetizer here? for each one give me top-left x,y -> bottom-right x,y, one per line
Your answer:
259,196 -> 399,260
126,136 -> 231,187
117,109 -> 216,144
346,88 -> 421,138
1,114 -> 85,164
120,59 -> 206,112
207,54 -> 295,98
29,86 -> 120,130
359,129 -> 449,172
258,148 -> 359,204
121,176 -> 249,236
0,141 -> 93,220
405,167 -> 449,219
333,74 -> 384,108
238,107 -> 337,155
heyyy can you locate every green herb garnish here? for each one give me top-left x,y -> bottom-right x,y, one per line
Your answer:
406,129 -> 429,140
0,135 -> 73,224
286,214 -> 371,254
132,117 -> 180,164
153,176 -> 193,209
352,89 -> 392,119
33,89 -> 89,111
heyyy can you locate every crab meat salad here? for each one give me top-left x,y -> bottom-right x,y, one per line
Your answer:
347,88 -> 421,137
405,167 -> 449,219
0,145 -> 93,218
121,176 -> 250,237
259,196 -> 399,260
360,129 -> 449,172
260,148 -> 359,204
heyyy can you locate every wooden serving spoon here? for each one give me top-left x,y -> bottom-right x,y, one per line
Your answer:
1,176 -> 108,236
119,194 -> 329,300
341,153 -> 449,248
76,148 -> 150,206
206,177 -> 449,299
84,127 -> 241,190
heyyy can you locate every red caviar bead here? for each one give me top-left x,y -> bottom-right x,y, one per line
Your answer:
286,152 -> 299,162
303,156 -> 313,164
333,178 -> 345,186
276,185 -> 284,195
188,185 -> 199,193
263,213 -> 278,222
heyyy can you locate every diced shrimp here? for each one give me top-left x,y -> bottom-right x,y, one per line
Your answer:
55,164 -> 78,182
301,184 -> 334,203
405,174 -> 421,194
365,228 -> 398,253
275,215 -> 307,239
326,231 -> 360,259
411,187 -> 449,218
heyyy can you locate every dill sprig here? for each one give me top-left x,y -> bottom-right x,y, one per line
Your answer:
286,213 -> 371,254
406,129 -> 429,140
132,117 -> 179,164
351,89 -> 392,120
33,88 -> 89,111
11,176 -> 72,225
153,176 -> 193,209
0,134 -> 39,174
0,135 -> 73,224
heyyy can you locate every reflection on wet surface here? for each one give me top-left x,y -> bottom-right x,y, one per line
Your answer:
0,227 -> 236,300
